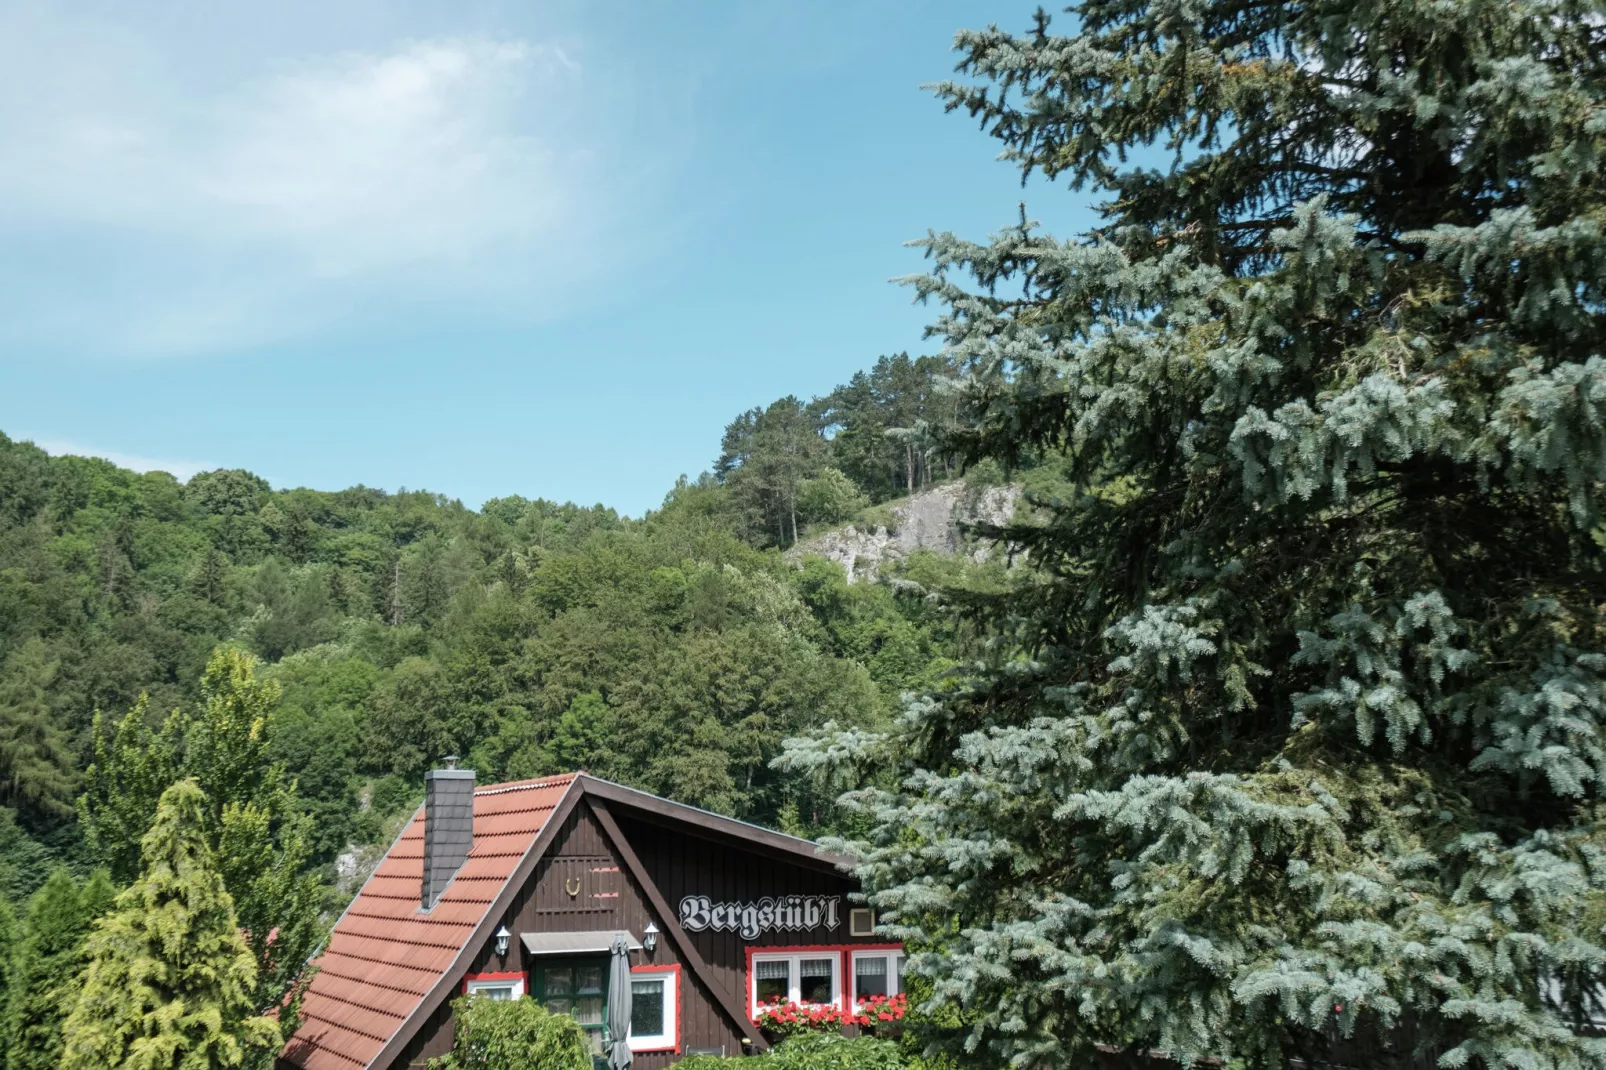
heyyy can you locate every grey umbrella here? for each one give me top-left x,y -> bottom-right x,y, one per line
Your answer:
606,933 -> 633,1070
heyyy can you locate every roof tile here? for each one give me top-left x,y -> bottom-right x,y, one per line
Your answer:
280,774 -> 577,1070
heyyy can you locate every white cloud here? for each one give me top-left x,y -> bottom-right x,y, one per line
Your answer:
0,9 -> 630,356
202,40 -> 581,276
31,438 -> 214,482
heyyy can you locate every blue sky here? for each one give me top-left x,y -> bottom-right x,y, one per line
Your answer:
0,0 -> 1095,516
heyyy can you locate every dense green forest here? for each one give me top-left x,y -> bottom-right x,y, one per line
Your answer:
0,351 -> 996,904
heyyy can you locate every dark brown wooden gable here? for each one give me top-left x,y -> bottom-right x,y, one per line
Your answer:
376,779 -> 587,1070
394,799 -> 753,1068
539,803 -> 622,917
589,799 -> 767,1054
379,777 -> 879,1069
579,778 -> 852,874
609,808 -> 880,989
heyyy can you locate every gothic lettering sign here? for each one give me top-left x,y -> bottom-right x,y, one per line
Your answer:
678,894 -> 840,941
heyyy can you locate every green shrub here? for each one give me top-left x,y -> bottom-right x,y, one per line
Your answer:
679,1032 -> 907,1070
798,469 -> 869,527
427,996 -> 590,1070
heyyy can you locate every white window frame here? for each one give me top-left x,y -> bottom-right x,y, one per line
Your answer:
849,950 -> 903,1006
627,968 -> 678,1053
749,951 -> 841,1016
465,976 -> 525,1001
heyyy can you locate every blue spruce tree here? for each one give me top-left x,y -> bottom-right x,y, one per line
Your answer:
783,2 -> 1606,1067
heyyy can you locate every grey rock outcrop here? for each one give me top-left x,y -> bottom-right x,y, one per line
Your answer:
789,481 -> 1019,583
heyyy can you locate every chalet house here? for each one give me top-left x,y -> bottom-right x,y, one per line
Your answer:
278,767 -> 903,1069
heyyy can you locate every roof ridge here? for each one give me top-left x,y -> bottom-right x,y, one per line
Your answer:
473,773 -> 579,796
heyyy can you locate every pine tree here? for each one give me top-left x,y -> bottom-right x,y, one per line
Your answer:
814,354 -> 959,501
281,505 -> 315,564
60,779 -> 280,1070
717,398 -> 828,546
784,2 -> 1606,1067
6,868 -> 91,1070
190,547 -> 230,605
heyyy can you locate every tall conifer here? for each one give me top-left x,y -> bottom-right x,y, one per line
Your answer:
79,867 -> 117,925
60,779 -> 280,1070
786,1 -> 1606,1066
0,899 -> 16,1067
6,868 -> 90,1070
0,639 -> 76,825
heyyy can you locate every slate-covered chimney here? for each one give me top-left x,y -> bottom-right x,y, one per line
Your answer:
421,757 -> 475,910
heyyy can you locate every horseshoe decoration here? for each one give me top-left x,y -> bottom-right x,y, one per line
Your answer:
565,877 -> 582,899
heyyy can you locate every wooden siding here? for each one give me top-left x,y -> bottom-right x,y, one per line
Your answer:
394,802 -> 716,1068
391,800 -> 887,1068
612,810 -> 887,1016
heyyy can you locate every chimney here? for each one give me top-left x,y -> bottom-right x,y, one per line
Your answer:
421,757 -> 475,910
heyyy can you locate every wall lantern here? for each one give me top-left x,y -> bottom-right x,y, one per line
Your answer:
495,926 -> 511,959
642,922 -> 659,954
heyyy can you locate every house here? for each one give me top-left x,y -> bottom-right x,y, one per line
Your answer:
278,766 -> 903,1069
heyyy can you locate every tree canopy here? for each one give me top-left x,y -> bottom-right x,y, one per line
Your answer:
79,648 -> 323,1018
61,779 -> 281,1070
0,333 -> 979,910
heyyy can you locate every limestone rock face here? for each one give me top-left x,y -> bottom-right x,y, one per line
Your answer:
789,481 -> 1019,582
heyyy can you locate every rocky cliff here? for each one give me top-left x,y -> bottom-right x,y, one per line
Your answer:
787,480 -> 1019,582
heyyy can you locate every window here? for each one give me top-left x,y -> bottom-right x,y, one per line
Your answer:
800,958 -> 834,1004
748,952 -> 840,1015
755,959 -> 789,1005
628,966 -> 679,1053
532,959 -> 608,1053
850,950 -> 903,1005
849,908 -> 876,937
463,973 -> 524,1001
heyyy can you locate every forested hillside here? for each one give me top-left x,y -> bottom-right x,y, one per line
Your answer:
0,352 -> 996,904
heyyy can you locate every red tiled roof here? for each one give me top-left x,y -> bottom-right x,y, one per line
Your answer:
280,774 -> 579,1070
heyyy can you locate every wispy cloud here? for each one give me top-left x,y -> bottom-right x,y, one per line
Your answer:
0,10 -> 631,356
31,438 -> 215,482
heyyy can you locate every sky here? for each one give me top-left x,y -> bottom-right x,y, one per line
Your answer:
0,0 -> 1096,516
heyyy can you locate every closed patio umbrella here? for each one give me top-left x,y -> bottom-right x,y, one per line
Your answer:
606,934 -> 633,1069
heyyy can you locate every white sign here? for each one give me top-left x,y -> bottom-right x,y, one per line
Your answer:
679,895 -> 840,941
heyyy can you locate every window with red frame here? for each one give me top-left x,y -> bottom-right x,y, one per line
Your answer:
628,966 -> 678,1053
463,972 -> 525,1001
748,952 -> 839,1015
850,949 -> 903,1004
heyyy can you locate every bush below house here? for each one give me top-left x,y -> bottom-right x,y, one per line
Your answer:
679,1033 -> 908,1070
427,996 -> 590,1070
